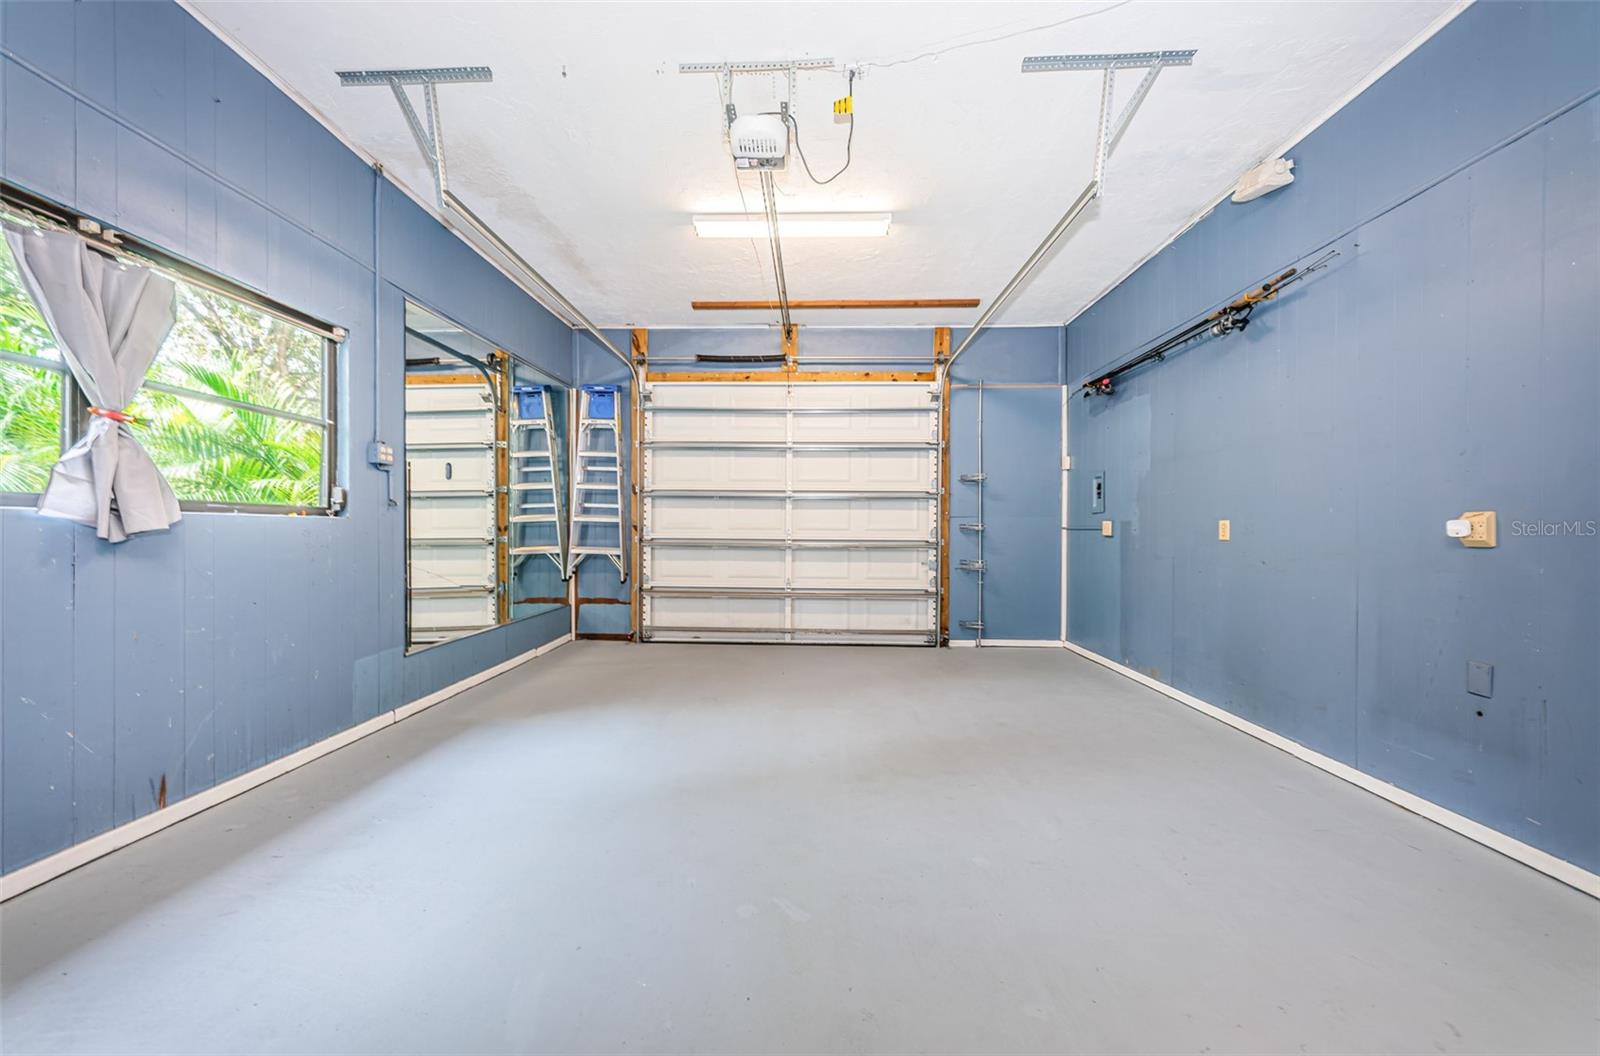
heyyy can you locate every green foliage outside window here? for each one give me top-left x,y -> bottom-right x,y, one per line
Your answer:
0,234 -> 331,507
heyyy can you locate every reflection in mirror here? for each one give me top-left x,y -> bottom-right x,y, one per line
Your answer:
509,358 -> 569,621
403,302 -> 570,651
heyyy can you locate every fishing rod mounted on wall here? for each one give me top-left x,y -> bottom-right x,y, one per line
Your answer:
1081,249 -> 1337,398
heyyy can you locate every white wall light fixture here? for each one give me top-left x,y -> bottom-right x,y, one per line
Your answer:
692,213 -> 892,239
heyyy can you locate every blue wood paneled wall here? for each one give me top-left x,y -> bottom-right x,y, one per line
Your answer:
1064,1 -> 1600,871
0,0 -> 575,873
577,326 -> 1067,643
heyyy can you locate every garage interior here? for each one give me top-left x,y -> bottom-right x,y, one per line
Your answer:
0,2 -> 1596,1054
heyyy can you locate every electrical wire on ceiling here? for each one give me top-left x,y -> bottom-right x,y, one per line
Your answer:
855,0 -> 1134,71
785,69 -> 854,186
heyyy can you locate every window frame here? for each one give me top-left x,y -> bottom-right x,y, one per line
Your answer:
0,183 -> 343,517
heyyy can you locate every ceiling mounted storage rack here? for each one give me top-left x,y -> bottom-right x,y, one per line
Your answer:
938,48 -> 1197,387
337,64 -> 637,391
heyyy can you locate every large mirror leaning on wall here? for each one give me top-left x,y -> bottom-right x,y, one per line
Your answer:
403,302 -> 569,651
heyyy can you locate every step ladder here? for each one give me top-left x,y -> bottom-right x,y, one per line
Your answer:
508,383 -> 565,574
567,384 -> 627,579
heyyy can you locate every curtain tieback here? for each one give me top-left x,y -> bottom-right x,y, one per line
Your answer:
87,406 -> 140,425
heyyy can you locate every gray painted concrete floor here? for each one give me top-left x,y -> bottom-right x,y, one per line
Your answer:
0,643 -> 1595,1056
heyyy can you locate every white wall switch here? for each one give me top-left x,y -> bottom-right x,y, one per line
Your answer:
1101,519 -> 1114,537
1218,519 -> 1231,541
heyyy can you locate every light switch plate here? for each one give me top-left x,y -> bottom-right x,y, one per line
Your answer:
1101,519 -> 1114,537
1467,660 -> 1494,698
1218,519 -> 1231,541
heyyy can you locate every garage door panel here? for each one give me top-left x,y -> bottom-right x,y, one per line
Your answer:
791,498 -> 935,541
406,450 -> 495,493
410,494 -> 497,540
647,496 -> 787,538
409,542 -> 494,588
657,417 -> 786,442
651,384 -> 787,410
648,546 -> 786,588
791,413 -> 934,444
792,549 -> 932,590
792,598 -> 933,632
651,412 -> 788,443
410,593 -> 497,636
647,595 -> 785,630
648,449 -> 786,489
792,450 -> 933,490
790,383 -> 930,410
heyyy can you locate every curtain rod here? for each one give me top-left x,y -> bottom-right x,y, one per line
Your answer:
0,182 -> 346,343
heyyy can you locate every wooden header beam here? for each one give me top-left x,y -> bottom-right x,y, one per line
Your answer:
691,299 -> 980,311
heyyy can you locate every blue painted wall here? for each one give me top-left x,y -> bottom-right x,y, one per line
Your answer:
0,0 -> 575,873
946,326 -> 1064,642
1065,1 -> 1600,870
579,326 -> 1066,643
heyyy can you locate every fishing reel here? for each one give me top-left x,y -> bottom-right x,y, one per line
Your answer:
1084,375 -> 1115,398
1208,305 -> 1253,337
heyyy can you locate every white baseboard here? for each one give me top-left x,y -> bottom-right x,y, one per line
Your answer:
1060,640 -> 1600,899
0,634 -> 573,902
949,639 -> 1064,648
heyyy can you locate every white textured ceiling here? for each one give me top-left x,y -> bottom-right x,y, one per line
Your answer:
189,1 -> 1457,329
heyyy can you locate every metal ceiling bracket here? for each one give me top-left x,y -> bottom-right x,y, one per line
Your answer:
336,66 -> 493,86
1019,50 -> 1196,73
678,59 -> 836,75
338,64 -> 637,389
939,47 -> 1196,387
680,58 -> 837,128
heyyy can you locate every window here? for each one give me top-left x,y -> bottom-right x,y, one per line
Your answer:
0,239 -> 64,493
0,225 -> 337,511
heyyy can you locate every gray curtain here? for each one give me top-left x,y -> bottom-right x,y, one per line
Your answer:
5,225 -> 181,542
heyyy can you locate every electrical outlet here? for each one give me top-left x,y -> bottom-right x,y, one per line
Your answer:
1101,519 -> 1114,537
1460,510 -> 1496,548
1218,519 -> 1231,541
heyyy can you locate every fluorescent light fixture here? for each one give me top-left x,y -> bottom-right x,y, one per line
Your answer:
692,213 -> 892,239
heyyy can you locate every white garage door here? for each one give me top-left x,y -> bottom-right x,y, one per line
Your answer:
641,381 -> 940,645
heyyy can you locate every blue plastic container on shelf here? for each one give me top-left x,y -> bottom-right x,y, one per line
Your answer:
513,384 -> 545,421
582,384 -> 617,419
